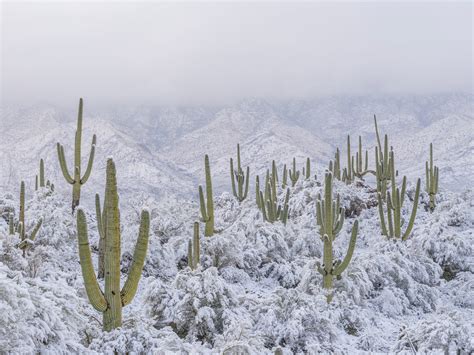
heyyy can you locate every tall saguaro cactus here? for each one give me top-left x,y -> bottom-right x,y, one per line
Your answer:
230,144 -> 250,202
289,157 -> 300,187
199,154 -> 214,236
57,98 -> 97,213
305,157 -> 311,180
76,158 -> 150,331
316,173 -> 358,302
377,152 -> 421,240
425,143 -> 439,211
16,181 -> 43,256
343,135 -> 353,184
188,222 -> 200,270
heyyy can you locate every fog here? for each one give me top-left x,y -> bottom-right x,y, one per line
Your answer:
1,1 -> 472,107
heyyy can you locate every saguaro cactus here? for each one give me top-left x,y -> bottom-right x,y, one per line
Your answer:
305,158 -> 311,180
199,154 -> 214,237
39,159 -> 45,188
289,157 -> 300,187
188,222 -> 200,270
377,152 -> 421,240
8,213 -> 14,235
16,181 -> 43,256
282,164 -> 288,188
230,144 -> 250,202
316,173 -> 358,302
76,158 -> 150,331
343,135 -> 353,184
425,143 -> 439,211
57,98 -> 97,213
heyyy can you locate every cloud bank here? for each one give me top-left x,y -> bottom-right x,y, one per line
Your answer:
1,1 -> 472,106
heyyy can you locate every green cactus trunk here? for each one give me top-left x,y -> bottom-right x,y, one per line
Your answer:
305,158 -> 311,180
57,98 -> 96,213
76,158 -> 150,331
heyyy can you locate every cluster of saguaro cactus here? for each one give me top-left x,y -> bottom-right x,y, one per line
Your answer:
256,169 -> 290,224
14,181 -> 43,256
57,98 -> 97,213
76,158 -> 150,331
302,157 -> 311,180
351,136 -> 373,179
374,115 -> 395,200
316,173 -> 359,302
187,222 -> 200,270
35,159 -> 54,192
199,155 -> 215,237
377,151 -> 421,240
289,157 -> 300,187
425,143 -> 439,211
230,144 -> 250,202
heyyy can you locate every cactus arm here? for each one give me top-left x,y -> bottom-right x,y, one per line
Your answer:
333,208 -> 345,235
121,210 -> 150,307
28,218 -> 43,241
80,135 -> 96,184
386,193 -> 394,237
260,191 -> 267,221
77,209 -> 108,312
187,240 -> 194,269
333,220 -> 358,275
402,178 -> 421,241
57,143 -> 75,184
198,185 -> 208,222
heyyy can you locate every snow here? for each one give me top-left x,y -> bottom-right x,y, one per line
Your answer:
0,94 -> 473,353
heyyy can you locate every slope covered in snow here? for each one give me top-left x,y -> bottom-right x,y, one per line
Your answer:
0,93 -> 473,353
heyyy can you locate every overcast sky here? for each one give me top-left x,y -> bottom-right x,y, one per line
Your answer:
1,1 -> 472,107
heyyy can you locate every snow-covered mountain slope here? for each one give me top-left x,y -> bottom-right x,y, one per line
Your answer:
0,173 -> 472,353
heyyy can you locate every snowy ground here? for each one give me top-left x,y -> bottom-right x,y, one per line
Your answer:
0,169 -> 472,353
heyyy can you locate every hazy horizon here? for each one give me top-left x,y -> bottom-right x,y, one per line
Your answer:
1,1 -> 473,107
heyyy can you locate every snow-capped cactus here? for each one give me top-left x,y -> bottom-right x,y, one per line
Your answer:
425,143 -> 439,211
230,144 -> 250,202
377,152 -> 421,240
316,172 -> 358,302
76,158 -> 150,331
57,98 -> 97,213
289,157 -> 300,187
199,154 -> 215,236
188,222 -> 201,270
351,136 -> 374,179
16,181 -> 43,256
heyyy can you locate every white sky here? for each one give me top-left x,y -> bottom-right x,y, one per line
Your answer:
1,1 -> 472,106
